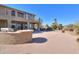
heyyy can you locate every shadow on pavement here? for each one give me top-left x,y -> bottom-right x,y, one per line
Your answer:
29,37 -> 48,43
33,30 -> 43,34
33,30 -> 53,34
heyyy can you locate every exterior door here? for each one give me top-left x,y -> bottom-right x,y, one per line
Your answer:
21,24 -> 23,30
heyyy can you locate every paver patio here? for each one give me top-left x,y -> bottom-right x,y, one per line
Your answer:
0,31 -> 79,54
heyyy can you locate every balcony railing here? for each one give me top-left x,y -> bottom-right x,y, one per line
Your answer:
0,14 -> 40,23
0,14 -> 7,19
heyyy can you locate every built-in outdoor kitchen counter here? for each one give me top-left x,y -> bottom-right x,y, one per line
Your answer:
0,30 -> 33,44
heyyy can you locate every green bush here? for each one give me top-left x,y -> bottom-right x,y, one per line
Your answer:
74,23 -> 79,34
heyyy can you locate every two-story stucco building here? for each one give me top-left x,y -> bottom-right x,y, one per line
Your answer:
0,5 -> 41,30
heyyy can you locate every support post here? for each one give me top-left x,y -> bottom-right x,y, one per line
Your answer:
27,22 -> 30,29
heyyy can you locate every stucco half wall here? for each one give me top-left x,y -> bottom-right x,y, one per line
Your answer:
0,30 -> 33,44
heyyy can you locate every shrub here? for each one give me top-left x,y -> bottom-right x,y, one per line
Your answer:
62,30 -> 65,33
76,38 -> 79,42
74,23 -> 79,34
58,24 -> 63,30
69,28 -> 74,32
75,29 -> 79,34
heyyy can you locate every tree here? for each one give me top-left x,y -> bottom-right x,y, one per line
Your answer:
38,17 -> 43,29
51,23 -> 58,30
45,24 -> 49,29
58,24 -> 63,30
45,24 -> 52,31
54,18 -> 57,24
38,17 -> 42,24
51,18 -> 58,30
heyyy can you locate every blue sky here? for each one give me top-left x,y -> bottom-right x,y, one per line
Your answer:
5,4 -> 79,26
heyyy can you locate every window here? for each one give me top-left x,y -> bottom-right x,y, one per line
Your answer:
28,14 -> 33,20
17,12 -> 24,18
11,10 -> 15,16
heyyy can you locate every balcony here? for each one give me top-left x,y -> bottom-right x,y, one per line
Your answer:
0,14 -> 8,20
0,14 -> 40,24
0,14 -> 26,21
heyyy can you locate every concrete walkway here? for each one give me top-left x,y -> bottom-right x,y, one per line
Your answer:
0,31 -> 79,54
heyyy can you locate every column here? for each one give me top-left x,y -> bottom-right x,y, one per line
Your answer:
33,23 -> 35,29
27,22 -> 30,29
7,10 -> 12,28
7,19 -> 11,28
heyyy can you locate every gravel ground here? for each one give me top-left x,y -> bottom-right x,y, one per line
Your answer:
0,31 -> 79,54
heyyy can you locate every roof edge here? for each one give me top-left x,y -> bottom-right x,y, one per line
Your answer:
0,4 -> 36,16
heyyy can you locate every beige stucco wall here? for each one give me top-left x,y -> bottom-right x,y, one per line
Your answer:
0,6 -> 35,21
0,30 -> 33,44
0,6 -> 40,29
